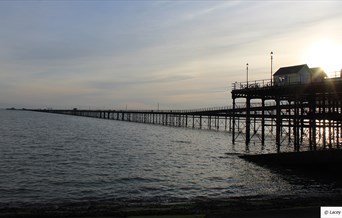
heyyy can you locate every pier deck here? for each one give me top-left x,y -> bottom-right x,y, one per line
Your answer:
27,77 -> 342,153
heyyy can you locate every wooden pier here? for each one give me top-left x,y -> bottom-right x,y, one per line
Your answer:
29,74 -> 342,153
30,107 -> 234,131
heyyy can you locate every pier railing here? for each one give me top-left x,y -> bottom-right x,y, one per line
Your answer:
232,79 -> 272,90
121,106 -> 232,114
34,103 -> 279,115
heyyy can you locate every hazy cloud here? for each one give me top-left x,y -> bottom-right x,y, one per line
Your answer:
1,1 -> 342,109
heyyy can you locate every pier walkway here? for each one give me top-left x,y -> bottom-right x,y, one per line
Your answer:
29,76 -> 342,153
30,106 -> 235,132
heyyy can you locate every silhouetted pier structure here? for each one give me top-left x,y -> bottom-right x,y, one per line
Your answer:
29,74 -> 342,153
232,77 -> 342,152
31,107 -> 234,131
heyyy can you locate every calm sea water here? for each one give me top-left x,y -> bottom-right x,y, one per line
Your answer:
0,110 -> 338,208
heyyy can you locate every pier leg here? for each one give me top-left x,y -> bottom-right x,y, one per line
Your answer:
288,104 -> 292,144
199,115 -> 202,129
225,115 -> 227,131
216,116 -> 219,131
311,96 -> 317,150
276,97 -> 281,153
232,98 -> 236,145
294,100 -> 300,152
246,97 -> 251,149
300,106 -> 304,144
337,99 -> 340,149
208,116 -> 211,130
261,98 -> 265,146
329,95 -> 332,148
192,115 -> 195,128
323,94 -> 327,149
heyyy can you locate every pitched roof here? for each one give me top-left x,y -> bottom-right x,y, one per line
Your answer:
273,64 -> 308,76
309,67 -> 327,78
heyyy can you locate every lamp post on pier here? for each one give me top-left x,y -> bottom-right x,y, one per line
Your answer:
271,51 -> 273,86
246,63 -> 249,89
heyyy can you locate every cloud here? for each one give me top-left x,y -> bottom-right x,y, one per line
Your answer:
84,74 -> 194,90
1,1 -> 342,109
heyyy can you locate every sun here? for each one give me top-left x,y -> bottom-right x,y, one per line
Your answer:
304,39 -> 342,77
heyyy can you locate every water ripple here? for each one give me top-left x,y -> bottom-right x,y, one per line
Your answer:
0,110 -> 337,208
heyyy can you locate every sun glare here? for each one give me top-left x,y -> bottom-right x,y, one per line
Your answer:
304,39 -> 342,78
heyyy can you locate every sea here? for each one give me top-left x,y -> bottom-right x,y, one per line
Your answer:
0,109 -> 340,209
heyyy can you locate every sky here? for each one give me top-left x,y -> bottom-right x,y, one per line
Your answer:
1,1 -> 342,110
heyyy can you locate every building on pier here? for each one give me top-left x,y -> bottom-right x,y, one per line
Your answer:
273,64 -> 327,86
